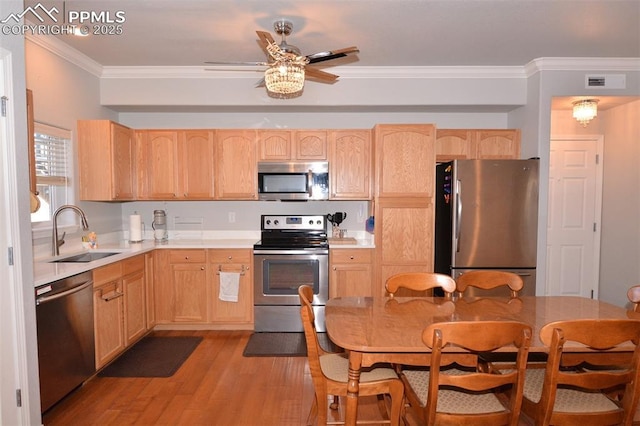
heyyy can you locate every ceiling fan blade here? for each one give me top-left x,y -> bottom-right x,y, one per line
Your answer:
305,67 -> 339,83
256,30 -> 276,46
205,61 -> 269,66
307,46 -> 359,64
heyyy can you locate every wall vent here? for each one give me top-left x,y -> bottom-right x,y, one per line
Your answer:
585,74 -> 626,89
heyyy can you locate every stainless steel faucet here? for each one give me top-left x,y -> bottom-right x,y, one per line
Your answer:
52,205 -> 90,256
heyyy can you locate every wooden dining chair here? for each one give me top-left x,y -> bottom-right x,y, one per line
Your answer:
521,319 -> 640,426
627,285 -> 640,311
298,285 -> 404,426
385,272 -> 456,298
455,270 -> 524,298
400,320 -> 532,425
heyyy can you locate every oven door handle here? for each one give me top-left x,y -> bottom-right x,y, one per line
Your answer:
253,249 -> 329,255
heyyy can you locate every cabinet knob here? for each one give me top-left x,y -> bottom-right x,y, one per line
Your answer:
350,256 -> 354,260
227,256 -> 232,260
200,266 -> 205,270
184,256 -> 189,260
333,267 -> 337,270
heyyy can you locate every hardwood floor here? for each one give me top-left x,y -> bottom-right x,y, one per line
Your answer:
42,330 -> 396,426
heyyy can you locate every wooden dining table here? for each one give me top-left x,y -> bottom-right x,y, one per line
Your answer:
325,295 -> 638,426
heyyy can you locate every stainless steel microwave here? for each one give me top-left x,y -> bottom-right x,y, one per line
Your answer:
257,161 -> 329,201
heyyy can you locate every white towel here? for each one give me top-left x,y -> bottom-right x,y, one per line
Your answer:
219,272 -> 240,302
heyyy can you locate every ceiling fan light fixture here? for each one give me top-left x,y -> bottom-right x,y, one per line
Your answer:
265,62 -> 305,99
572,99 -> 599,127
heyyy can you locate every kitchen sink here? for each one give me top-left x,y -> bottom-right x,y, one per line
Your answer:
49,252 -> 121,263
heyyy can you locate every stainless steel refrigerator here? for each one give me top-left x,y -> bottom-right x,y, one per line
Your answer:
434,159 -> 539,296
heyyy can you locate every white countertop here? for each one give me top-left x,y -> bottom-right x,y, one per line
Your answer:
33,235 -> 375,287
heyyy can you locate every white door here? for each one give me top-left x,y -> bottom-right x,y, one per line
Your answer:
546,136 -> 603,297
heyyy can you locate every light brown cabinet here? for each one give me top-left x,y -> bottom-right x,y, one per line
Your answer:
329,130 -> 372,200
215,129 -> 258,200
93,262 -> 125,369
435,129 -> 521,162
330,248 -> 374,298
210,249 -> 253,324
258,130 -> 327,161
93,256 -> 148,369
374,124 -> 435,198
78,120 -> 135,201
122,255 -> 147,346
136,129 -> 215,200
154,249 -> 210,324
373,124 -> 436,297
374,198 -> 434,297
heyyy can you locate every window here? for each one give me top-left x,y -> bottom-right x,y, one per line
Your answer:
30,123 -> 74,226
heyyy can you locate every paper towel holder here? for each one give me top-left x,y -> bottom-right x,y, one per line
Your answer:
129,212 -> 145,244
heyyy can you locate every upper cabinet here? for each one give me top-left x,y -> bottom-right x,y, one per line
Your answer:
215,129 -> 258,200
374,124 -> 436,198
329,129 -> 372,200
136,129 -> 215,200
435,129 -> 521,162
258,130 -> 327,161
78,120 -> 135,201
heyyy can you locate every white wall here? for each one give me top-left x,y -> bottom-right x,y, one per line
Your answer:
26,40 -> 123,251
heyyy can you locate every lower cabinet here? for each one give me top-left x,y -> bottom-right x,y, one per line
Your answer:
154,248 -> 253,328
210,249 -> 253,324
330,248 -> 374,298
122,256 -> 147,345
93,254 -> 149,369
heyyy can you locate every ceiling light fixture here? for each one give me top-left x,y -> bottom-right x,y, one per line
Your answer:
572,99 -> 599,127
264,61 -> 305,99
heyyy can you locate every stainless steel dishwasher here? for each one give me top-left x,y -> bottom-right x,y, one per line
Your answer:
35,271 -> 95,413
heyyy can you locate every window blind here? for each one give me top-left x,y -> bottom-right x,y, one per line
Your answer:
34,123 -> 70,186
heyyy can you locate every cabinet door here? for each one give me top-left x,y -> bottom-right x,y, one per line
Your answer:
123,268 -> 146,346
258,130 -> 292,161
136,130 -> 179,199
330,249 -> 374,298
111,122 -> 135,199
475,129 -> 521,159
215,130 -> 258,199
78,120 -> 134,201
435,129 -> 476,162
94,280 -> 125,369
171,263 -> 209,322
179,130 -> 215,199
295,130 -> 327,160
330,130 -> 372,199
210,249 -> 253,323
375,198 -> 434,297
374,124 -> 435,198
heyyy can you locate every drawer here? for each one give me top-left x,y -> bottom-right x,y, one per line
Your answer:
122,254 -> 144,275
169,249 -> 206,264
93,261 -> 122,286
331,249 -> 373,264
209,249 -> 251,264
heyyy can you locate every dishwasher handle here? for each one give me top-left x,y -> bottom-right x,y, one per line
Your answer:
36,280 -> 93,305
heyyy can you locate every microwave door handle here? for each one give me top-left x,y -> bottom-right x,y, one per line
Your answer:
307,169 -> 313,197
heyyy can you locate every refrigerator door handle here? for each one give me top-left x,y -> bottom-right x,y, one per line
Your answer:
455,179 -> 462,252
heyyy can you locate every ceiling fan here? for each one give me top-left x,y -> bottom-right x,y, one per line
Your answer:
205,19 -> 359,98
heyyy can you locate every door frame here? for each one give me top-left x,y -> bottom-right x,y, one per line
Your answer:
547,134 -> 604,298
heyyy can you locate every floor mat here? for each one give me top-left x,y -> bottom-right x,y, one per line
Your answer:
98,335 -> 202,377
242,332 -> 341,357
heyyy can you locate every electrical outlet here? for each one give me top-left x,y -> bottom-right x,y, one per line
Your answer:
228,212 -> 236,223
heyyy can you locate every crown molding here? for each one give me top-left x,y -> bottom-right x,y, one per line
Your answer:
525,57 -> 640,77
23,31 -> 639,82
25,31 -> 103,77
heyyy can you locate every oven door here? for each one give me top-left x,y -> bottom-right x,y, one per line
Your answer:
253,250 -> 329,306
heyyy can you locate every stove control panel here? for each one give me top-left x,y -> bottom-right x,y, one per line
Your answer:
261,215 -> 326,231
